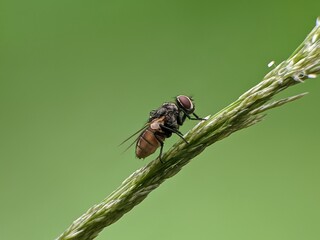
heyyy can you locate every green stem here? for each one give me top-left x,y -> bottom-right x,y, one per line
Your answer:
56,17 -> 320,240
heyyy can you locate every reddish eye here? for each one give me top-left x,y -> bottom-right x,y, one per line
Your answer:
176,95 -> 194,113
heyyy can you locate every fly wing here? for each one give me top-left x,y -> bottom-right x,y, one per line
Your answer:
119,123 -> 150,151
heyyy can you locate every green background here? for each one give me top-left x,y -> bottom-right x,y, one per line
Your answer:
1,1 -> 319,239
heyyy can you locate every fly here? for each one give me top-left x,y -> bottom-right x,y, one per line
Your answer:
121,95 -> 204,161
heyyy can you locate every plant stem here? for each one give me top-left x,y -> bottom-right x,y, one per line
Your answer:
56,17 -> 320,240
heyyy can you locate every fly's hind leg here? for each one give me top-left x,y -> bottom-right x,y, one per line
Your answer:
153,132 -> 165,163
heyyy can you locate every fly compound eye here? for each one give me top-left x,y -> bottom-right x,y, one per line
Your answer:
176,95 -> 194,114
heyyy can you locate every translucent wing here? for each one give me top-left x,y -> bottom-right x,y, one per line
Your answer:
119,123 -> 150,152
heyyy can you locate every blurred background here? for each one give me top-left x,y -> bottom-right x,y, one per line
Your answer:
1,1 -> 319,240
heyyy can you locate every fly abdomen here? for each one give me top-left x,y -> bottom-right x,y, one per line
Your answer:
136,128 -> 165,159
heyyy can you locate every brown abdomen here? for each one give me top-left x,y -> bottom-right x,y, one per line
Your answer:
136,128 -> 165,159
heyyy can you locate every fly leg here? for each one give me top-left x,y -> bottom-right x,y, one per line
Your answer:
153,132 -> 164,163
159,124 -> 189,144
186,112 -> 206,121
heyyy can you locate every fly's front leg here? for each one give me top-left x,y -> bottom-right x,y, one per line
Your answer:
186,112 -> 206,121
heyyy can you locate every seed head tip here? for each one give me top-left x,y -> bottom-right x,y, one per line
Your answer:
268,61 -> 275,68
